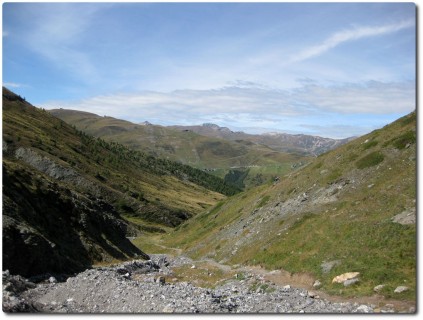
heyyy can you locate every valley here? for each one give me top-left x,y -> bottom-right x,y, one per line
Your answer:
50,108 -> 324,189
2,88 -> 416,313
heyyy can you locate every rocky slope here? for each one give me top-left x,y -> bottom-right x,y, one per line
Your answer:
2,87 -> 233,277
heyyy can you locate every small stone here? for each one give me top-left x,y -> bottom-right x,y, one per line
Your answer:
162,305 -> 174,313
307,291 -> 316,298
373,284 -> 385,292
394,286 -> 409,293
191,265 -> 196,269
48,276 -> 57,284
356,305 -> 372,313
283,285 -> 291,289
155,276 -> 165,285
313,280 -> 322,288
343,278 -> 359,287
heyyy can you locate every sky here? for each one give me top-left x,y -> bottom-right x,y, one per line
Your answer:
2,1 -> 416,138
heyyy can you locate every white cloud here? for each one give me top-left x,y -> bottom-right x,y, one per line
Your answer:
291,19 -> 415,63
295,81 -> 415,114
41,79 -> 415,139
3,82 -> 24,88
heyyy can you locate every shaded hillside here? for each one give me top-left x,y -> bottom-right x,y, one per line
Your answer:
170,123 -> 354,156
2,87 -> 234,276
49,109 -> 308,189
164,111 -> 416,300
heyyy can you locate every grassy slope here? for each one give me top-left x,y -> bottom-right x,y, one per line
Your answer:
3,88 -> 232,230
164,111 -> 416,300
49,109 -> 307,189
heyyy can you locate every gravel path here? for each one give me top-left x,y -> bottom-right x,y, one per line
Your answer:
2,255 -> 399,314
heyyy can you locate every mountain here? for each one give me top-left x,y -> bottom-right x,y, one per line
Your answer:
169,123 -> 354,156
49,109 -> 308,189
164,111 -> 416,300
2,87 -> 236,277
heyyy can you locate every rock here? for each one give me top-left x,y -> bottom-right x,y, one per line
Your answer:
343,278 -> 359,287
162,305 -> 174,313
321,260 -> 341,274
332,272 -> 360,284
373,284 -> 385,292
155,276 -> 165,285
313,280 -> 322,288
392,208 -> 416,225
307,291 -> 316,298
191,265 -> 196,269
394,286 -> 409,293
283,285 -> 291,289
356,304 -> 372,313
48,276 -> 57,284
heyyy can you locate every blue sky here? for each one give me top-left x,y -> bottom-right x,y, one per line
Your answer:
2,2 -> 416,138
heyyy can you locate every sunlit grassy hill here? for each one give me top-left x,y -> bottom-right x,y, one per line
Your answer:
164,111 -> 416,300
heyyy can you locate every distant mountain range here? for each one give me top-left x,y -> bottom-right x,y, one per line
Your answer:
169,123 -> 355,156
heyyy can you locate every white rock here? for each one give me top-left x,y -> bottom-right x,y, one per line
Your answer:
394,286 -> 409,293
332,272 -> 360,284
373,284 -> 385,292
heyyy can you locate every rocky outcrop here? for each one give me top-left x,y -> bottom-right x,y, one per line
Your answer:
14,147 -> 99,195
2,161 -> 148,278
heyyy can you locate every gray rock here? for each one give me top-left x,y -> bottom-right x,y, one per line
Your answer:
321,260 -> 341,274
373,284 -> 385,292
49,276 -> 57,284
343,278 -> 359,287
394,286 -> 409,293
313,280 -> 322,288
356,305 -> 372,313
392,208 -> 416,225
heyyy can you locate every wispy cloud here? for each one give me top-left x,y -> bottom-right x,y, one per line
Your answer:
21,3 -> 109,82
41,80 -> 415,138
291,19 -> 415,63
3,82 -> 25,88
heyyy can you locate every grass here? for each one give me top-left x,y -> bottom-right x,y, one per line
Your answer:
355,151 -> 385,169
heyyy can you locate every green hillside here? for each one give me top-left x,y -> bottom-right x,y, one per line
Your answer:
163,111 -> 416,301
2,87 -> 236,276
50,109 -> 308,189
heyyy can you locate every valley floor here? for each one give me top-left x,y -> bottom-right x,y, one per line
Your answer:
3,250 -> 415,314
